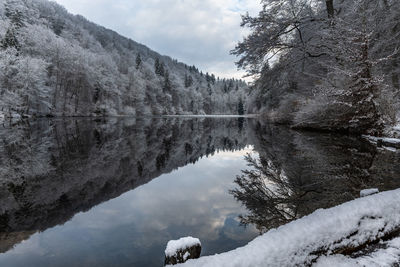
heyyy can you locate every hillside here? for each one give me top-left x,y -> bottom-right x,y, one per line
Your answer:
0,0 -> 248,118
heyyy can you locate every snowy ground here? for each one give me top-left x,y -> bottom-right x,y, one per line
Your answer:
175,189 -> 400,267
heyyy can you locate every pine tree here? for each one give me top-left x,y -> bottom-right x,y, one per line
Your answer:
223,83 -> 228,93
1,28 -> 20,50
136,53 -> 142,69
184,74 -> 193,88
159,62 -> 165,77
154,57 -> 160,75
155,58 -> 165,76
238,98 -> 245,115
163,70 -> 171,92
211,74 -> 216,84
5,0 -> 24,29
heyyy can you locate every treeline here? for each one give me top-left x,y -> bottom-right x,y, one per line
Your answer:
0,0 -> 248,118
235,0 -> 400,135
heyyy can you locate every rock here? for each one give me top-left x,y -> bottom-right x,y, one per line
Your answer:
164,237 -> 201,265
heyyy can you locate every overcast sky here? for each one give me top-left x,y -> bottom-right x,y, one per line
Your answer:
53,0 -> 261,80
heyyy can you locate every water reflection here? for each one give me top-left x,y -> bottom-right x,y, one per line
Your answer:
0,117 -> 255,267
1,117 -> 400,266
231,122 -> 400,233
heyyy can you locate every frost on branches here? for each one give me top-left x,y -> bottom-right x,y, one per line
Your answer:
234,0 -> 400,135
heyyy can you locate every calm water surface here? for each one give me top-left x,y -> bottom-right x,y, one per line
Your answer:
0,117 -> 400,266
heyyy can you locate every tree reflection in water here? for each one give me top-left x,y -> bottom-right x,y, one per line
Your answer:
231,154 -> 298,233
231,123 -> 400,234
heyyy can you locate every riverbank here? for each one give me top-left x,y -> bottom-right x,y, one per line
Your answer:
175,189 -> 400,266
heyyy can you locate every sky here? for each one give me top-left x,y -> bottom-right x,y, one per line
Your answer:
52,0 -> 261,80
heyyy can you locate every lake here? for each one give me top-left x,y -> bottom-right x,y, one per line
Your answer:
0,117 -> 399,266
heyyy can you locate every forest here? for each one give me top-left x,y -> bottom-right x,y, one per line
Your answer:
236,0 -> 400,135
0,0 -> 248,118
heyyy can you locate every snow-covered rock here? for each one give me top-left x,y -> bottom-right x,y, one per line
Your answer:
165,237 -> 201,265
178,189 -> 400,267
360,188 -> 379,197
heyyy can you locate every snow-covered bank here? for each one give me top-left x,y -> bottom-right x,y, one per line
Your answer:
176,189 -> 400,267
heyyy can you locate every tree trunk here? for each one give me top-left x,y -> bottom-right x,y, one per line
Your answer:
326,0 -> 334,18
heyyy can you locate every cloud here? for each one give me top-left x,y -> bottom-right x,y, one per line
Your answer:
53,0 -> 261,79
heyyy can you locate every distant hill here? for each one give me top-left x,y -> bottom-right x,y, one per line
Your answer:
0,0 -> 248,118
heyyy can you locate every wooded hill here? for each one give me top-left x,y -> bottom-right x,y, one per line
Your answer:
0,0 -> 248,118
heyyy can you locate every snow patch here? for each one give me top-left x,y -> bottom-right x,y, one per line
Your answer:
360,188 -> 379,197
165,237 -> 201,257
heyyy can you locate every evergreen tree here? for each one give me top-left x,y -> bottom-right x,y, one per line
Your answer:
51,18 -> 64,36
238,98 -> 245,115
154,57 -> 160,75
184,74 -> 193,88
5,0 -> 24,29
163,70 -> 171,92
188,75 -> 193,87
223,83 -> 228,93
159,62 -> 165,77
136,53 -> 142,69
1,28 -> 20,50
205,72 -> 211,83
155,58 -> 165,76
212,74 -> 216,84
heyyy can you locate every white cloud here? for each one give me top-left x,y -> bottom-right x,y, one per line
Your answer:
53,0 -> 261,79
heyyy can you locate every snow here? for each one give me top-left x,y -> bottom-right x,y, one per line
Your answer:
380,138 -> 400,144
363,135 -> 399,151
178,189 -> 400,267
363,135 -> 400,145
360,188 -> 379,197
393,124 -> 400,131
183,252 -> 191,261
165,237 -> 201,257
